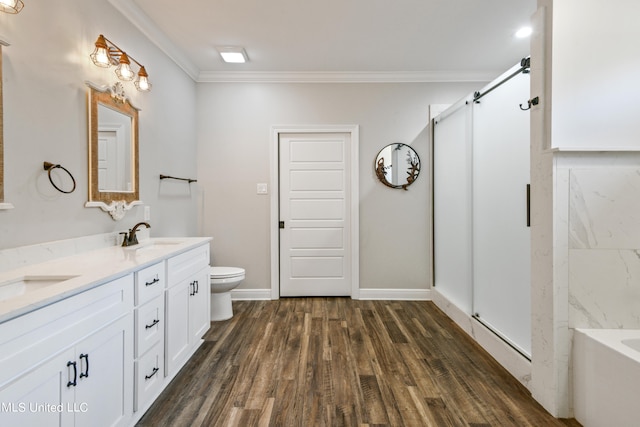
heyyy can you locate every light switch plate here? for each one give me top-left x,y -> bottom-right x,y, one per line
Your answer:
257,183 -> 268,194
144,206 -> 151,221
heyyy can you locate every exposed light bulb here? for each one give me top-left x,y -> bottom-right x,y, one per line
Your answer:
0,0 -> 24,14
115,52 -> 135,81
90,35 -> 112,68
135,67 -> 152,92
136,77 -> 150,91
117,63 -> 134,80
93,48 -> 110,66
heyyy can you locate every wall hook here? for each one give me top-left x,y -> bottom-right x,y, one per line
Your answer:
519,96 -> 539,111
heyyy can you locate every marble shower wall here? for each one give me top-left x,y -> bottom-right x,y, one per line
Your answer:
568,167 -> 640,329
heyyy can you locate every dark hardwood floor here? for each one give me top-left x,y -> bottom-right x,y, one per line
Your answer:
137,299 -> 581,426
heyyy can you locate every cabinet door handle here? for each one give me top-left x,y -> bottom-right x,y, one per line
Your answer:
145,276 -> 160,287
194,280 -> 199,294
145,366 -> 159,380
67,361 -> 77,387
145,319 -> 160,329
189,281 -> 195,296
79,353 -> 89,378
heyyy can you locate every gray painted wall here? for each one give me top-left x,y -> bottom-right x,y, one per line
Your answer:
1,1 -> 486,296
196,82 -> 481,291
0,0 -> 198,249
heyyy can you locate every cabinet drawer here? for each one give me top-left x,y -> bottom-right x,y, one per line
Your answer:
167,244 -> 210,286
134,342 -> 164,412
135,295 -> 164,358
136,262 -> 165,305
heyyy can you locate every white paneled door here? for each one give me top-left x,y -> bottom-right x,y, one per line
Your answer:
279,133 -> 352,297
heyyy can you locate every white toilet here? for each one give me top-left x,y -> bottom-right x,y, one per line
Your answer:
210,266 -> 245,321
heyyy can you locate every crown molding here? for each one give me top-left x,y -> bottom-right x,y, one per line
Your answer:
197,70 -> 499,83
108,1 -> 498,85
108,0 -> 200,81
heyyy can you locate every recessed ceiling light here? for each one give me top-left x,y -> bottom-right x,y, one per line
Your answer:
515,27 -> 532,38
217,46 -> 249,63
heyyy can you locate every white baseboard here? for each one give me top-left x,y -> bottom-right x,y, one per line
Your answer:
431,288 -> 532,390
230,288 -> 431,301
231,289 -> 272,300
357,288 -> 431,300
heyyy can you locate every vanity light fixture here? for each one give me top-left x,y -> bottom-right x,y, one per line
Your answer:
90,34 -> 152,92
0,0 -> 24,14
217,46 -> 249,63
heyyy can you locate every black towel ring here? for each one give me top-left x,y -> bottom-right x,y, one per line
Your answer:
43,161 -> 76,194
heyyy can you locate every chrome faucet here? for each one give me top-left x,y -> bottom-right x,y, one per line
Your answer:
120,222 -> 151,247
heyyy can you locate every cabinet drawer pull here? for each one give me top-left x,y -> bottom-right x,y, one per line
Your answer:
79,353 -> 89,378
145,319 -> 160,329
67,361 -> 77,387
145,276 -> 160,287
145,366 -> 159,380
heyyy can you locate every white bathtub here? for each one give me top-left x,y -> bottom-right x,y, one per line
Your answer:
573,329 -> 640,427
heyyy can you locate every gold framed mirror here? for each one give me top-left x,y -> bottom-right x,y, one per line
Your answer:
0,40 -> 12,210
85,81 -> 141,220
0,44 -> 4,204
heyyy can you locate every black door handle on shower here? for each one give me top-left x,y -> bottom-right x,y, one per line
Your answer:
526,184 -> 531,227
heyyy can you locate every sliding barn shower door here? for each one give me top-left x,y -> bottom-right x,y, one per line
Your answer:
434,62 -> 531,358
471,69 -> 531,358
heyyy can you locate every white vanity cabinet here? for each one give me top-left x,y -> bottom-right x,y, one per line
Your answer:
0,346 -> 76,426
0,275 -> 134,427
188,266 -> 210,344
133,262 -> 165,413
165,244 -> 210,377
0,237 -> 213,427
69,314 -> 133,427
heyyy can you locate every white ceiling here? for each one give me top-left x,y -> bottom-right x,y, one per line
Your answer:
112,0 -> 536,82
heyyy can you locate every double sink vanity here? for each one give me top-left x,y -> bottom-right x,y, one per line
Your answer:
1,35 -> 211,426
0,235 -> 212,426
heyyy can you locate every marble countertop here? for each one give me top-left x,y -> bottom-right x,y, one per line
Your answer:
0,237 -> 212,324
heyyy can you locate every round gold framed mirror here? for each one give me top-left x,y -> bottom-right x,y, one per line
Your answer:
374,143 -> 421,190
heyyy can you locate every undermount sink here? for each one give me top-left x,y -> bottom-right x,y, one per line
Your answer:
0,275 -> 80,302
122,239 -> 183,251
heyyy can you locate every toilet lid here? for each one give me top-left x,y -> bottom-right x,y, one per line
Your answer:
210,266 -> 245,279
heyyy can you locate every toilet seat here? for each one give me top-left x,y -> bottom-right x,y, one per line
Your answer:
210,266 -> 245,279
